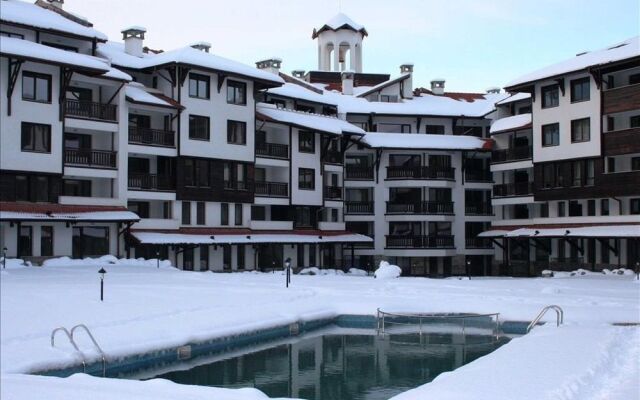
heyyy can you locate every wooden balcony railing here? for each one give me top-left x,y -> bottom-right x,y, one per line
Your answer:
493,182 -> 533,197
602,127 -> 640,156
603,83 -> 640,114
491,146 -> 532,163
256,142 -> 289,159
465,237 -> 493,249
386,235 -> 455,249
128,127 -> 175,147
64,99 -> 117,121
128,173 -> 174,191
254,181 -> 288,197
64,148 -> 116,169
465,203 -> 493,215
386,201 -> 454,215
345,201 -> 374,214
345,165 -> 374,180
324,185 -> 342,200
386,166 -> 455,180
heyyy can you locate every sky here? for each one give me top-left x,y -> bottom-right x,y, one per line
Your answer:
64,0 -> 640,93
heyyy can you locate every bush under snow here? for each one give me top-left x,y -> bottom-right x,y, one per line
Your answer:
374,261 -> 401,279
542,268 -> 636,278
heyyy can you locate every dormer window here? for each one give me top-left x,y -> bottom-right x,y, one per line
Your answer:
380,95 -> 398,103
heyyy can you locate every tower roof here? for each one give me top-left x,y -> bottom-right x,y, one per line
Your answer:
312,13 -> 368,39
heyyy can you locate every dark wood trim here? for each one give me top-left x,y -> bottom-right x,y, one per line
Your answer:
6,58 -> 23,115
602,127 -> 640,156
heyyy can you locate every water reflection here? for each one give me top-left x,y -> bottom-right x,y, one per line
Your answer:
153,332 -> 509,400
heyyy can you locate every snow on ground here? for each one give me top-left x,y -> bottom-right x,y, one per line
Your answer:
374,261 -> 402,279
1,260 -> 639,399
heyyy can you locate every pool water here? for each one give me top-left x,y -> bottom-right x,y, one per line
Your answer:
147,330 -> 510,400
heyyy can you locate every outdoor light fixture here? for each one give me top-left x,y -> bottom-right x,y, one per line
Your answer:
565,230 -> 571,235
535,230 -> 540,235
156,250 -> 160,269
2,247 -> 7,269
98,268 -> 106,301
210,235 -> 215,239
466,260 -> 472,280
285,257 -> 292,288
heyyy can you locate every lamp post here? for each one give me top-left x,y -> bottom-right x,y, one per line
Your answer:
2,247 -> 7,269
636,261 -> 639,281
98,268 -> 106,301
466,260 -> 472,280
156,250 -> 160,269
285,257 -> 291,288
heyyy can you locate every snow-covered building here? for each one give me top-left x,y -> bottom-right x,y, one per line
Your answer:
485,37 -> 640,275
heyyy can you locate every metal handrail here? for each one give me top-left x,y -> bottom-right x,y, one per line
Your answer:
71,324 -> 107,377
51,327 -> 86,372
526,305 -> 564,333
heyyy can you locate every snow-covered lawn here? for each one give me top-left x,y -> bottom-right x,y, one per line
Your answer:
1,260 -> 639,400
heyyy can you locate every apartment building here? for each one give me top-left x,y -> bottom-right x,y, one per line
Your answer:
485,37 -> 640,274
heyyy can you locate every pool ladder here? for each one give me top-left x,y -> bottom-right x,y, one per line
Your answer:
51,324 -> 107,376
526,305 -> 564,333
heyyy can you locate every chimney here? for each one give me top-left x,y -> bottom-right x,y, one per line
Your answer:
255,58 -> 282,75
121,26 -> 146,58
45,0 -> 64,9
430,79 -> 445,96
341,71 -> 354,96
400,63 -> 413,99
191,41 -> 211,53
292,70 -> 306,79
486,87 -> 501,94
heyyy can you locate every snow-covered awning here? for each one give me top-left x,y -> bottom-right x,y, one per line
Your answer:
125,84 -> 181,109
360,132 -> 493,151
256,103 -> 365,136
480,225 -> 640,238
131,229 -> 373,245
490,113 -> 532,134
0,37 -> 110,74
1,0 -> 108,41
0,202 -> 139,222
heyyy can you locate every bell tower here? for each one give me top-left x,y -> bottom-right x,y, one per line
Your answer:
312,13 -> 367,73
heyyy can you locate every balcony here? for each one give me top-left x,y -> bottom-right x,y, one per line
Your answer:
464,169 -> 493,182
386,201 -> 454,215
128,174 -> 174,191
465,237 -> 493,249
345,201 -> 374,214
224,180 -> 250,191
323,151 -> 342,164
491,146 -> 532,163
64,99 -> 117,122
324,185 -> 343,200
345,165 -> 374,180
603,83 -> 640,114
493,182 -> 533,197
254,181 -> 288,197
256,142 -> 289,159
129,127 -> 175,147
465,203 -> 493,216
64,148 -> 116,169
386,166 -> 455,180
602,127 -> 640,156
386,235 -> 455,249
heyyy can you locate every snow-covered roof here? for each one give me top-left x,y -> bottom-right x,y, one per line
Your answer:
0,0 -> 107,41
125,83 -> 177,108
131,231 -> 373,245
506,36 -> 640,88
0,37 -> 110,73
313,13 -> 367,38
97,42 -> 284,87
490,113 -> 532,134
0,203 -> 139,222
481,225 -> 640,238
102,66 -> 132,81
267,82 -> 338,106
256,103 -> 364,136
360,132 -> 492,151
356,74 -> 411,98
496,92 -> 531,106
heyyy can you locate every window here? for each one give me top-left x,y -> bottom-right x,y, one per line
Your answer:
237,245 -> 245,270
298,168 -> 315,190
183,247 -> 194,271
182,201 -> 191,225
223,162 -> 247,190
223,245 -> 231,270
299,131 -> 315,153
22,72 -> 51,103
630,115 -> 640,128
309,244 -> 316,266
558,201 -> 566,217
0,31 -> 24,39
380,95 -> 398,103
542,163 -> 555,188
601,199 -> 610,216
196,159 -> 210,187
128,201 -> 150,218
586,160 -> 595,186
18,226 -> 32,257
601,240 -> 610,264
572,161 -> 582,187
63,179 -> 91,197
163,201 -> 172,219
42,41 -> 78,52
587,200 -> 596,216
269,98 -> 286,108
234,204 -> 243,226
199,245 -> 209,271
632,157 -> 640,171
607,157 -> 616,173
41,226 -> 53,257
297,244 -> 305,267
631,199 -> 640,215
378,123 -> 411,133
629,73 -> 640,85
540,202 -> 549,218
296,104 -> 314,113
542,123 -> 559,147
571,118 -> 590,143
188,73 -> 210,99
196,202 -> 205,225
295,207 -> 312,227
227,80 -> 246,105
227,120 -> 246,145
221,203 -> 229,225
72,227 -> 108,258
21,122 -> 51,153
34,176 -> 49,202
425,125 -> 445,135
568,200 -> 582,217
541,85 -> 559,108
570,77 -> 590,102
184,159 -> 195,186
189,115 -> 210,140
251,205 -> 265,221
